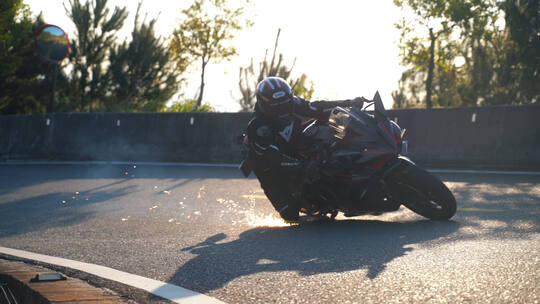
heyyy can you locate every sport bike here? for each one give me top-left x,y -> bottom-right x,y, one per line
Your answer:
240,92 -> 457,220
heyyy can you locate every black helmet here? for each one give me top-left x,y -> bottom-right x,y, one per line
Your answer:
256,76 -> 294,119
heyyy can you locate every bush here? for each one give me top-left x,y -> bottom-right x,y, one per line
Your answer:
165,99 -> 215,112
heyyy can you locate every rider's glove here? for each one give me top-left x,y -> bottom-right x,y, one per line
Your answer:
350,97 -> 367,108
342,97 -> 366,108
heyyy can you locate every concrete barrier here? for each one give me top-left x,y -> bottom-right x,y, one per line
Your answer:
1,105 -> 539,170
387,105 -> 540,170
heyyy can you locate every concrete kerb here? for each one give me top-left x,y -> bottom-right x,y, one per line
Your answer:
0,257 -> 127,303
0,246 -> 226,304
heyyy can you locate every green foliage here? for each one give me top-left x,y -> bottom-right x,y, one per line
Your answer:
170,0 -> 251,107
501,0 -> 540,104
165,99 -> 215,112
238,29 -> 315,111
62,0 -> 184,112
64,0 -> 128,111
3,0 -> 223,114
393,0 -> 539,108
106,3 -> 183,112
0,1 -> 51,114
292,74 -> 315,101
0,0 -> 23,45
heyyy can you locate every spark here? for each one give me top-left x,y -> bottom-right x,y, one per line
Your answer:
245,213 -> 289,227
241,194 -> 267,199
198,186 -> 206,199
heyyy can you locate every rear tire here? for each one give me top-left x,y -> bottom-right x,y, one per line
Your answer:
389,164 -> 456,220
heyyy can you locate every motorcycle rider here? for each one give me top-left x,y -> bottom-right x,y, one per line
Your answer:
246,76 -> 366,222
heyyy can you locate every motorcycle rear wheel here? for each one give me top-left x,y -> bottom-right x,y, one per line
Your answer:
390,164 -> 457,220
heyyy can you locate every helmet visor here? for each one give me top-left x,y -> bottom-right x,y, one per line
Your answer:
264,97 -> 293,116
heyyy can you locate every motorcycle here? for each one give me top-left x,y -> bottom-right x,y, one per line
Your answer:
239,92 -> 457,221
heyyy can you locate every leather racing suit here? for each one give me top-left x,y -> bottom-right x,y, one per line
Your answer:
246,96 -> 360,221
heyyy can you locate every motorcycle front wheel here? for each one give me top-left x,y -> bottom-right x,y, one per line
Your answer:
388,164 -> 457,220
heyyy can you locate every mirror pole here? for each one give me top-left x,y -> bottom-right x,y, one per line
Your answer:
48,63 -> 58,113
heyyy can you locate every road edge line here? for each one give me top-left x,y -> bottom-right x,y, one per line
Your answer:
0,246 -> 225,304
1,160 -> 539,175
426,169 -> 540,175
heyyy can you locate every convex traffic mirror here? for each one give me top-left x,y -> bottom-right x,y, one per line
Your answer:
34,24 -> 69,64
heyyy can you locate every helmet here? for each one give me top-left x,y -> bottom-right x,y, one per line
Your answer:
256,77 -> 294,119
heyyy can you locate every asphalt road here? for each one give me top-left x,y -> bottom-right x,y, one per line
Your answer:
0,164 -> 538,303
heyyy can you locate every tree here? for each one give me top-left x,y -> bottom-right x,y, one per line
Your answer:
170,0 -> 250,107
393,0 -> 470,108
394,0 -> 447,108
64,0 -> 184,112
107,3 -> 183,112
237,29 -> 315,111
0,0 -> 50,114
501,0 -> 540,103
64,0 -> 128,111
392,0 -> 522,108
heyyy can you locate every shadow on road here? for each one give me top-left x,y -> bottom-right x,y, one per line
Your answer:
165,219 -> 460,293
0,165 -> 245,238
438,172 -> 540,238
0,185 -> 136,238
0,165 -> 246,195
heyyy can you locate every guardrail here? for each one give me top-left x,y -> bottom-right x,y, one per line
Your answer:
1,105 -> 539,170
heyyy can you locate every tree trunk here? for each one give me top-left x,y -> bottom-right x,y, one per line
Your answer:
426,28 -> 435,109
48,64 -> 58,113
79,66 -> 87,112
197,59 -> 207,107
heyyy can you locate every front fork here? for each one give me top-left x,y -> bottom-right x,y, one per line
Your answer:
378,156 -> 416,204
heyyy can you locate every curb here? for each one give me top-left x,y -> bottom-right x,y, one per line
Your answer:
0,258 -> 130,303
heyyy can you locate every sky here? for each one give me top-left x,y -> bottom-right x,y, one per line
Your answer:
25,0 -> 407,111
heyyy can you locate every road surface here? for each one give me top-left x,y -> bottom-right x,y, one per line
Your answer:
0,164 -> 538,303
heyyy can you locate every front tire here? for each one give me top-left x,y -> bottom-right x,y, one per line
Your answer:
389,164 -> 456,220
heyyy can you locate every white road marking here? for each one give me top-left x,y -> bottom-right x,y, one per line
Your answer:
427,169 -> 540,176
1,161 -> 539,175
0,246 -> 225,304
0,160 -> 239,168
457,208 -> 505,212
